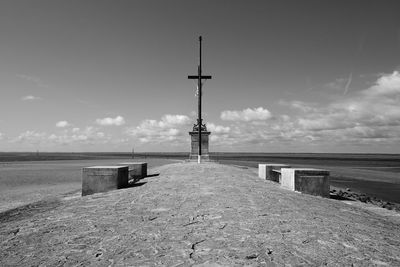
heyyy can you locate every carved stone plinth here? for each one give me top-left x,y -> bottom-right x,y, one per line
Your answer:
189,131 -> 211,160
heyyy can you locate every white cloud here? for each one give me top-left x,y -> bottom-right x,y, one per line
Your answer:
126,114 -> 191,144
162,115 -> 191,125
56,121 -> 71,128
362,70 -> 400,97
11,130 -> 47,144
21,95 -> 42,101
221,107 -> 272,121
47,126 -> 111,145
206,123 -> 234,147
279,70 -> 400,147
0,132 -> 3,140
9,127 -> 113,147
205,71 -> 400,150
96,116 -> 125,126
207,123 -> 230,134
299,71 -> 400,132
16,74 -> 49,88
278,100 -> 317,113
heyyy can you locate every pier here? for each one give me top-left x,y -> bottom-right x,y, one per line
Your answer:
1,162 -> 399,266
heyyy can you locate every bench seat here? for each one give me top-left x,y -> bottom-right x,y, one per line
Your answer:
281,168 -> 330,198
82,166 -> 129,196
118,162 -> 147,182
258,163 -> 290,182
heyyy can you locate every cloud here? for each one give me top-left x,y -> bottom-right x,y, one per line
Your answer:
0,132 -> 3,140
207,123 -> 230,134
126,114 -> 191,144
278,100 -> 317,112
96,116 -> 126,126
162,114 -> 191,125
343,72 -> 353,95
56,121 -> 71,128
362,70 -> 400,97
11,130 -> 47,144
283,70 -> 400,146
205,70 -> 400,151
16,74 -> 49,88
9,127 -> 112,147
47,126 -> 111,145
321,73 -> 353,95
300,70 -> 400,132
207,123 -> 235,146
21,95 -> 42,101
221,107 -> 272,121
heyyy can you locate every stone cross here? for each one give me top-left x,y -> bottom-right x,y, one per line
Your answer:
188,36 -> 212,163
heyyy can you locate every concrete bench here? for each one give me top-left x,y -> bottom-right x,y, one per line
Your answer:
258,164 -> 291,183
82,166 -> 129,196
117,162 -> 147,182
281,168 -> 330,198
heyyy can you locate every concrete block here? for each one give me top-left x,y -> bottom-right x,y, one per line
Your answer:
118,162 -> 147,181
82,166 -> 129,196
258,163 -> 291,182
281,168 -> 330,198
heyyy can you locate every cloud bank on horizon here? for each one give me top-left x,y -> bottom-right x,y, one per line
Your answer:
2,70 -> 399,153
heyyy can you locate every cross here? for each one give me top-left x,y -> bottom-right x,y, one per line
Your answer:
188,36 -> 212,163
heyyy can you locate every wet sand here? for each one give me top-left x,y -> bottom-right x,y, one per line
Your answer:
0,158 -> 177,213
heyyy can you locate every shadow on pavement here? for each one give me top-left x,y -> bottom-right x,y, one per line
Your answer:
127,181 -> 147,188
145,173 -> 160,178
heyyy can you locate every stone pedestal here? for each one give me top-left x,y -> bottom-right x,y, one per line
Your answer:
82,166 -> 129,196
281,168 -> 330,198
189,131 -> 211,160
118,162 -> 147,181
258,163 -> 291,182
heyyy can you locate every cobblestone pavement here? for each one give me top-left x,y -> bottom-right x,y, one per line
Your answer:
1,162 -> 400,266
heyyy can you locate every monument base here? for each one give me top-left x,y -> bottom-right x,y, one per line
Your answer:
188,154 -> 210,161
189,131 -> 211,161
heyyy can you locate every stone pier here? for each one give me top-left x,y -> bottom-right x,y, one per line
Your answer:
1,162 -> 399,266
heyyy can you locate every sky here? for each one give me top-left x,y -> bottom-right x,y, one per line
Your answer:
0,0 -> 400,153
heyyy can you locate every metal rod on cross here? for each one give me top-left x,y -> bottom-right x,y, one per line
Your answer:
188,36 -> 212,163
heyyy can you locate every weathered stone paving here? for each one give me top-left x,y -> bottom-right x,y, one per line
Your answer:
1,162 -> 400,266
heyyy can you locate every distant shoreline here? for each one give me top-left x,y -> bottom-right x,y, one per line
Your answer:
1,151 -> 400,163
